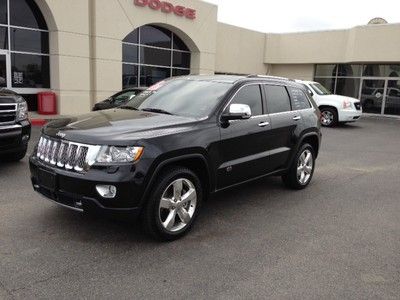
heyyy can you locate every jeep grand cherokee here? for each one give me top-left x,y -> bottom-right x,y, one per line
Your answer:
30,75 -> 321,241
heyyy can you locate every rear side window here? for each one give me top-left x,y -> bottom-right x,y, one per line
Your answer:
289,87 -> 312,110
231,85 -> 263,116
264,85 -> 291,114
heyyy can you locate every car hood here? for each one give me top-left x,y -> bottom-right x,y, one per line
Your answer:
43,109 -> 198,145
320,94 -> 360,103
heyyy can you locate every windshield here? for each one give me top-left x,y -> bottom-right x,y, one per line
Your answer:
113,91 -> 138,103
125,79 -> 232,118
310,83 -> 331,95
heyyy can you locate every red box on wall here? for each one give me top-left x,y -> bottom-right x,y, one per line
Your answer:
38,92 -> 57,115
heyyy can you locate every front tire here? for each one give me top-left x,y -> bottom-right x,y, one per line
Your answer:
320,107 -> 338,127
141,166 -> 203,241
282,143 -> 315,190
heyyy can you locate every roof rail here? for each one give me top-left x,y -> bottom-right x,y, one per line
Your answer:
246,74 -> 294,81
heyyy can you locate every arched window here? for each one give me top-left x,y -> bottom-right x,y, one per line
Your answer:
122,25 -> 191,88
0,0 -> 50,89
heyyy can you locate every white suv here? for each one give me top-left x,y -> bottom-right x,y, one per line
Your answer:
298,81 -> 362,127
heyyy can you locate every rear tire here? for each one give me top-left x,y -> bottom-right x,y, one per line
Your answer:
320,107 -> 338,127
282,143 -> 315,190
2,147 -> 27,162
141,166 -> 203,241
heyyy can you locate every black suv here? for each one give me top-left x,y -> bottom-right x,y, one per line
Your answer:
0,89 -> 31,162
29,75 -> 321,241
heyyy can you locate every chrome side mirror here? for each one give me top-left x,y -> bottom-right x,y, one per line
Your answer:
221,104 -> 252,122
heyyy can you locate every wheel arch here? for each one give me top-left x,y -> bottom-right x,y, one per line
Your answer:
140,153 -> 213,208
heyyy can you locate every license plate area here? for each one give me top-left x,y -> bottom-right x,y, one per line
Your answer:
38,168 -> 57,191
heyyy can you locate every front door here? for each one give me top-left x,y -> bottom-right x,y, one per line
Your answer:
217,84 -> 272,189
360,78 -> 400,116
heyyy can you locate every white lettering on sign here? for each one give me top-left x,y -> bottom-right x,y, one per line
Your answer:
13,72 -> 23,84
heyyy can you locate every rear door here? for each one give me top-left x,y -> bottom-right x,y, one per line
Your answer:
263,84 -> 301,172
217,84 -> 272,189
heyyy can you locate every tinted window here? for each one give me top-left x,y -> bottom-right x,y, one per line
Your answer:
173,52 -> 191,68
10,0 -> 47,29
126,79 -> 232,118
173,35 -> 189,51
140,46 -> 171,67
122,64 -> 138,89
0,26 -> 7,49
0,0 -> 6,25
11,53 -> 50,88
265,85 -> 291,113
122,44 -> 138,63
140,25 -> 171,48
10,28 -> 49,53
289,87 -> 311,110
231,85 -> 263,116
123,29 -> 139,44
140,66 -> 170,87
172,69 -> 190,77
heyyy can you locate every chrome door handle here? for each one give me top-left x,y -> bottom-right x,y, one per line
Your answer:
258,121 -> 270,127
293,116 -> 302,121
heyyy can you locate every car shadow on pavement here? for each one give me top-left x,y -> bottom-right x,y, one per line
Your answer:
35,175 -> 289,244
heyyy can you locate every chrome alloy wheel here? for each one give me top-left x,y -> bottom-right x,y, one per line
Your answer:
297,149 -> 314,185
321,111 -> 334,126
159,178 -> 197,233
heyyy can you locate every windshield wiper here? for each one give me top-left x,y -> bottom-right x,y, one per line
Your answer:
141,108 -> 174,115
118,106 -> 139,111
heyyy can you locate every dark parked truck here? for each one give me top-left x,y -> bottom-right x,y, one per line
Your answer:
30,75 -> 321,241
0,89 -> 31,162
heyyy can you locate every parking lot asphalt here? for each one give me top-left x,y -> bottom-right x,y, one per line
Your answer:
0,118 -> 399,299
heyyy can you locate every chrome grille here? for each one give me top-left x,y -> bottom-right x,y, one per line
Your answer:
36,136 -> 100,172
0,103 -> 17,125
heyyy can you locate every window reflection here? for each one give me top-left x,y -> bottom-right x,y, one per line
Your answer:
122,25 -> 191,88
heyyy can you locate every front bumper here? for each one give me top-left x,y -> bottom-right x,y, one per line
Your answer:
338,108 -> 362,122
29,156 -> 145,217
0,120 -> 31,153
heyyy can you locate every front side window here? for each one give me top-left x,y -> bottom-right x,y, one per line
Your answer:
289,87 -> 311,110
113,91 -> 138,104
125,79 -> 232,118
265,85 -> 291,114
230,85 -> 263,116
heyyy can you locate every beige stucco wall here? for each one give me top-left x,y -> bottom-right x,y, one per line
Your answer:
215,23 -> 267,75
270,64 -> 314,81
265,23 -> 400,64
34,0 -> 400,116
38,0 -> 218,115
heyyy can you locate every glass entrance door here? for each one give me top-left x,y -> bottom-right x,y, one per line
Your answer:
360,78 -> 400,115
385,80 -> 400,115
360,79 -> 385,114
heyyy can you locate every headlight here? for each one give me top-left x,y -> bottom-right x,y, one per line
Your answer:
16,99 -> 28,121
95,146 -> 144,163
342,100 -> 352,109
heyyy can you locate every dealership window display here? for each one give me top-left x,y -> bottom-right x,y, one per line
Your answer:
0,0 -> 50,90
314,64 -> 400,115
122,25 -> 191,88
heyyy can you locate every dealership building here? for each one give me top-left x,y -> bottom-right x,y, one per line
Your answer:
1,0 -> 400,116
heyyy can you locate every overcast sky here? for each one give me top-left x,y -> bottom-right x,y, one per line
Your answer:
203,0 -> 400,33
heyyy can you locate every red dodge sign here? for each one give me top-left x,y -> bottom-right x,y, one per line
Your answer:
134,0 -> 196,20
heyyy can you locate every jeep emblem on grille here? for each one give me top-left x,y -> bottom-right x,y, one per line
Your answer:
56,132 -> 66,139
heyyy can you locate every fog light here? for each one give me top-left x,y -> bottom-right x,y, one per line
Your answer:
22,134 -> 30,142
96,185 -> 117,198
